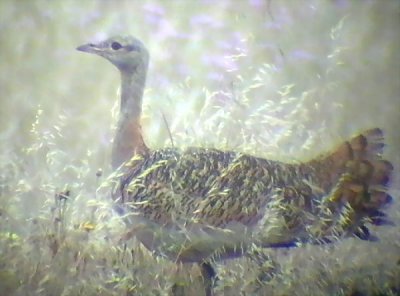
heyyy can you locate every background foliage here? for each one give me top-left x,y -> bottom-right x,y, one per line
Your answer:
0,0 -> 399,295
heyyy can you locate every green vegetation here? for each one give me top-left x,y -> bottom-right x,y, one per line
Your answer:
0,1 -> 399,295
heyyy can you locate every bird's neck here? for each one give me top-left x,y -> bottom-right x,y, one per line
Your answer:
111,68 -> 149,170
120,69 -> 144,117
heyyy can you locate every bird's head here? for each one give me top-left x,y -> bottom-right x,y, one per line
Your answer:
77,35 -> 149,74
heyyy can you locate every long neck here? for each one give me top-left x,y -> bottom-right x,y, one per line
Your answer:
120,69 -> 144,117
111,67 -> 149,170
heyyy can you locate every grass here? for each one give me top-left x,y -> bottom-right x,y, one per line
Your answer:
0,1 -> 399,295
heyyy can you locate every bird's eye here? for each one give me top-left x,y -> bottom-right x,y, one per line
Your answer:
111,42 -> 122,50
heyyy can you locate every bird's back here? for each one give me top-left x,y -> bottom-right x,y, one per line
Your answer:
112,128 -> 393,262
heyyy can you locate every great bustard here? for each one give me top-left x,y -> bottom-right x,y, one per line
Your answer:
77,35 -> 393,294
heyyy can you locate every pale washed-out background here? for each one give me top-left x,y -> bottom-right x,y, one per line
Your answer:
0,0 -> 399,295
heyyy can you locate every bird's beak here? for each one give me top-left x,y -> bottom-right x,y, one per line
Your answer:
76,43 -> 101,54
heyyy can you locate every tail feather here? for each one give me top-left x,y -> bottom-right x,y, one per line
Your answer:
317,128 -> 394,239
370,159 -> 393,186
349,128 -> 384,159
367,209 -> 395,226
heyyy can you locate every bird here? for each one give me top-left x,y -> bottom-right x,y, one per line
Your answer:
77,35 -> 393,294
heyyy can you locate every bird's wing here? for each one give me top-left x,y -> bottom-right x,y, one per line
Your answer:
112,128 -> 393,262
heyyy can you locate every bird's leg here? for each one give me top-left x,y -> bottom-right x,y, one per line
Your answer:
170,262 -> 216,296
199,261 -> 217,296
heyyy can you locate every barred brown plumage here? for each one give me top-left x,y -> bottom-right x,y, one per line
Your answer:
108,130 -> 392,263
77,36 -> 393,294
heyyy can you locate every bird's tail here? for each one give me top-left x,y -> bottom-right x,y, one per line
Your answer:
310,128 -> 394,240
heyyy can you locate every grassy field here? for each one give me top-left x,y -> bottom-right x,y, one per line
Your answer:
0,0 -> 399,295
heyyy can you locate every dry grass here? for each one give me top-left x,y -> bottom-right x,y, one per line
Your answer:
1,1 -> 399,295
